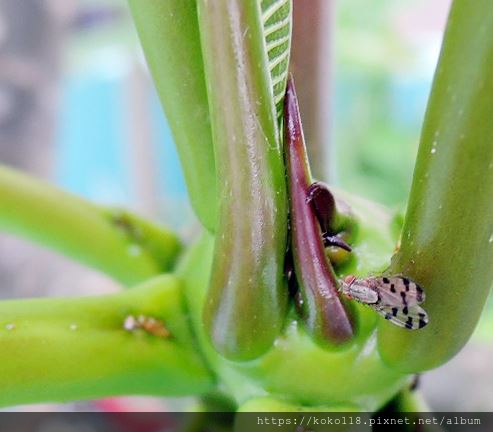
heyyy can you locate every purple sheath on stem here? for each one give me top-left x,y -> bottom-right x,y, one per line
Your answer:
284,77 -> 354,346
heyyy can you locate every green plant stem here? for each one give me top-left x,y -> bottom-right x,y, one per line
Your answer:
198,0 -> 288,360
0,275 -> 214,407
128,0 -> 217,232
236,398 -> 362,432
237,396 -> 360,412
178,232 -> 409,411
0,165 -> 180,286
378,0 -> 493,372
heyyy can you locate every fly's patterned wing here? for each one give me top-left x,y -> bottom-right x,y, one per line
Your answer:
340,275 -> 429,330
372,304 -> 429,330
367,276 -> 425,307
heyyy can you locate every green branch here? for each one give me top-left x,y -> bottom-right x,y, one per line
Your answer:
128,0 -> 217,231
378,0 -> 493,372
0,275 -> 214,407
178,232 -> 409,412
0,165 -> 180,286
198,0 -> 288,360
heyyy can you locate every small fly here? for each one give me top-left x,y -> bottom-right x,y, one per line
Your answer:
340,275 -> 429,330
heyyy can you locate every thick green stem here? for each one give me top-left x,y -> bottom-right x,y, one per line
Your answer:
0,275 -> 214,407
0,165 -> 180,286
378,0 -> 493,372
178,232 -> 409,411
198,0 -> 288,360
128,0 -> 217,231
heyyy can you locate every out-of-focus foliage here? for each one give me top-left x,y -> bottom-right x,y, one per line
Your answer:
333,0 -> 449,207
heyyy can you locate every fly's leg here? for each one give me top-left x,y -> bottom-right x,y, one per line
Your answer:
323,233 -> 352,252
306,181 -> 352,253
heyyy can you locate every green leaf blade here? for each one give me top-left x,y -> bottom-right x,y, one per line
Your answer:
261,0 -> 292,117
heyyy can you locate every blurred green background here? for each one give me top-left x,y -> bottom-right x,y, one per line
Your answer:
334,0 -> 448,208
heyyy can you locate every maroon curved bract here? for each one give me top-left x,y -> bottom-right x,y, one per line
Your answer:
284,77 -> 354,345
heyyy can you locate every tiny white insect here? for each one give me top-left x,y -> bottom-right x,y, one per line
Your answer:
340,275 -> 429,330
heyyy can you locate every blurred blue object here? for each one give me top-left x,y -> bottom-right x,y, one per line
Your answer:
56,73 -> 132,205
151,92 -> 187,200
54,53 -> 196,236
55,69 -> 188,212
389,76 -> 431,130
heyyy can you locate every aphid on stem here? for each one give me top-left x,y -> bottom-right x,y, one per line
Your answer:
123,314 -> 171,338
